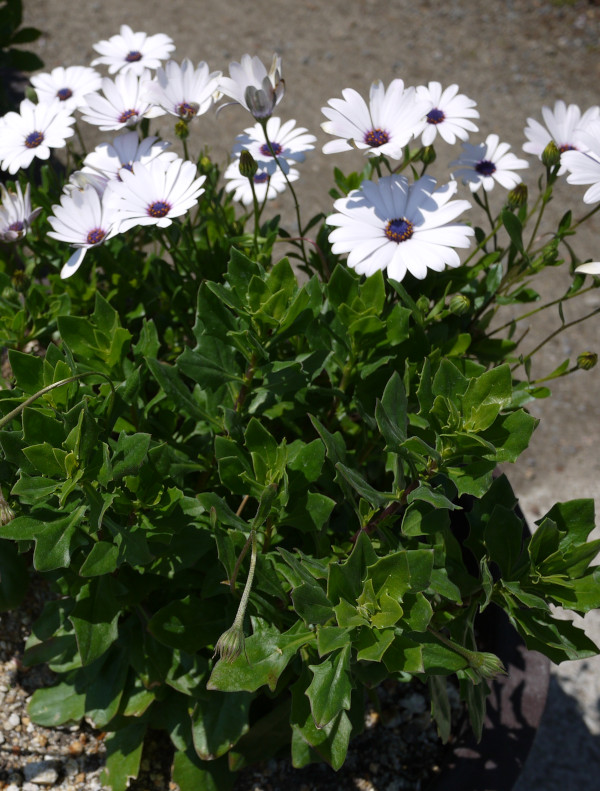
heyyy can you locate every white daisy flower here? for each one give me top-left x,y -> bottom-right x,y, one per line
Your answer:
562,120 -> 600,204
0,182 -> 42,242
414,82 -> 479,146
106,157 -> 206,232
46,186 -> 122,278
232,117 -> 315,176
219,54 -> 284,120
224,159 -> 298,206
144,59 -> 222,121
0,98 -> 75,175
91,24 -> 175,76
321,79 -> 427,160
450,134 -> 529,192
523,100 -> 600,171
327,174 -> 473,281
81,131 -> 177,183
79,70 -> 162,131
30,66 -> 102,112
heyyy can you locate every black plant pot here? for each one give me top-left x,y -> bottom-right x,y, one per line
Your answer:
430,606 -> 551,791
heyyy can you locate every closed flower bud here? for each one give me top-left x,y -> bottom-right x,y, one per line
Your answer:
0,492 -> 15,526
420,145 -> 436,166
449,294 -> 470,316
468,650 -> 506,679
239,149 -> 258,180
542,141 -> 561,169
416,295 -> 430,313
213,623 -> 246,663
174,119 -> 190,141
507,183 -> 528,210
577,351 -> 598,371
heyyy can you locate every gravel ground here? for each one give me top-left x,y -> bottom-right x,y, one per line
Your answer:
1,1 -> 600,789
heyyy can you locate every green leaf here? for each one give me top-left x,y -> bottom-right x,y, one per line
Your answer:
483,505 -> 524,577
355,627 -> 396,662
291,582 -> 334,625
33,505 -> 86,572
111,431 -> 151,481
28,681 -> 86,726
7,349 -> 44,394
429,675 -> 452,742
81,648 -> 129,728
228,700 -> 292,771
100,717 -> 147,791
501,208 -> 524,252
306,645 -> 353,727
69,577 -> 120,665
191,691 -> 252,760
79,541 -> 119,576
172,750 -> 234,791
335,462 -> 389,508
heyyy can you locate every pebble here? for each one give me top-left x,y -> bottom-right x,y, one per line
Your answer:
24,761 -> 60,785
5,712 -> 20,729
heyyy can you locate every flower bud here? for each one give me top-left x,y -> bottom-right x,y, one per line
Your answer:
507,183 -> 528,210
174,119 -> 190,141
416,295 -> 429,313
239,149 -> 258,180
468,650 -> 506,679
420,145 -> 436,166
542,141 -> 561,169
449,294 -> 470,316
0,491 -> 15,526
577,351 -> 598,371
214,623 -> 246,663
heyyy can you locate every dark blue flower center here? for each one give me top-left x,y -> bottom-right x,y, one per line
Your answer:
8,221 -> 24,232
125,51 -> 142,62
148,201 -> 171,218
475,160 -> 496,176
119,108 -> 138,124
364,128 -> 389,147
259,142 -> 283,157
177,102 -> 198,120
559,144 -> 577,153
86,228 -> 106,245
25,131 -> 44,149
57,88 -> 73,101
254,172 -> 269,184
120,162 -> 134,173
385,217 -> 414,243
426,108 -> 445,125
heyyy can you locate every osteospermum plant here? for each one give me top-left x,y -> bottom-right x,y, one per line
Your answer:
1,29 -> 600,791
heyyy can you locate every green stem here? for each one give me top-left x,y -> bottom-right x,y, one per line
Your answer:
0,372 -> 115,430
512,306 -> 600,373
261,122 -> 308,265
488,285 -> 596,337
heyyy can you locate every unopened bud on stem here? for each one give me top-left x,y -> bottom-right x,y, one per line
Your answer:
577,351 -> 598,371
507,183 -> 528,210
542,141 -> 561,169
239,149 -> 258,180
449,294 -> 471,316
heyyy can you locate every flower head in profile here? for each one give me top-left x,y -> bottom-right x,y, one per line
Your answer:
562,120 -> 600,204
414,82 -> 479,146
47,185 -> 122,278
450,134 -> 529,192
91,24 -> 175,76
219,54 -> 284,120
321,79 -> 427,160
0,98 -> 75,174
30,66 -> 103,111
107,157 -> 206,232
81,131 -> 177,183
79,70 -> 162,131
224,159 -> 298,206
144,58 -> 222,120
0,182 -> 42,241
523,100 -> 599,172
232,117 -> 316,175
327,174 -> 473,281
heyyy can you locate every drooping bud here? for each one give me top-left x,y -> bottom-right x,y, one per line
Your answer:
239,149 -> 258,180
507,182 -> 528,210
420,145 -> 436,166
449,294 -> 471,316
213,622 -> 246,663
0,491 -> 15,526
467,650 -> 507,680
416,295 -> 430,313
577,351 -> 598,371
542,141 -> 561,169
